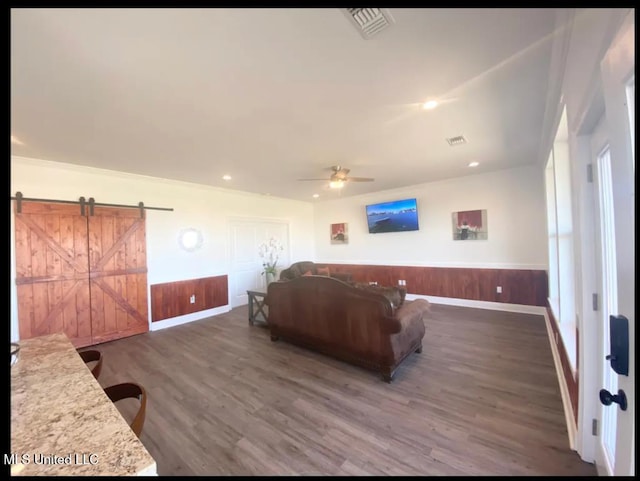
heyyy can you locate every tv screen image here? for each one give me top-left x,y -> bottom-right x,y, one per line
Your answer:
365,198 -> 419,233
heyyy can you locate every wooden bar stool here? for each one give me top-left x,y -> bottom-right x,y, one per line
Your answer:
78,350 -> 103,380
104,382 -> 147,438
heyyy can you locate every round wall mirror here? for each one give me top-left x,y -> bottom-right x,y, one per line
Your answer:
178,228 -> 203,252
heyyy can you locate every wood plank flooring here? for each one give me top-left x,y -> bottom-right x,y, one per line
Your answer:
90,304 -> 596,476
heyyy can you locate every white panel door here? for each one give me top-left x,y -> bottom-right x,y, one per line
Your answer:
228,219 -> 289,308
596,10 -> 635,477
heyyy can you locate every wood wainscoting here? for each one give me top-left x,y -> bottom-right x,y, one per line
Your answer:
319,263 -> 548,307
150,275 -> 228,322
546,304 -> 579,423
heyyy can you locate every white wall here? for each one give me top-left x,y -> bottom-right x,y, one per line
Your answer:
10,156 -> 315,340
314,165 -> 548,269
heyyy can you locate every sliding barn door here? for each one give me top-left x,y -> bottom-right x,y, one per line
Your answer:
14,201 -> 150,347
88,206 -> 149,344
14,202 -> 93,348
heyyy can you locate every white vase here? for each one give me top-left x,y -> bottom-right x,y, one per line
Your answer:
265,272 -> 276,287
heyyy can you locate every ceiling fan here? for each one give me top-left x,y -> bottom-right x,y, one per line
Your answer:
298,165 -> 374,189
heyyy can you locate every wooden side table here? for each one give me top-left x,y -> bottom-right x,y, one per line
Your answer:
247,290 -> 268,326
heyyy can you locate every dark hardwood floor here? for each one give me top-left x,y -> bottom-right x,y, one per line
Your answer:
91,304 -> 596,476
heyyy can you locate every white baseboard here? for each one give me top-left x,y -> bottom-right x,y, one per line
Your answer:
149,305 -> 231,331
542,309 -> 578,451
405,293 -> 547,315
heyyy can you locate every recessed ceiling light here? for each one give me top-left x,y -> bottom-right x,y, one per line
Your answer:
222,175 -> 232,181
422,100 -> 438,110
11,135 -> 24,146
312,194 -> 320,198
468,161 -> 480,167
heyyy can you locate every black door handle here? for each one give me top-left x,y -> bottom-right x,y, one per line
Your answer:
599,388 -> 627,411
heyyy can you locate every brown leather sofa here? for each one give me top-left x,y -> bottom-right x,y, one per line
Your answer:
266,275 -> 430,382
279,261 -> 352,283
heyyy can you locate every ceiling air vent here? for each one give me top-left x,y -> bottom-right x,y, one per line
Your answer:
446,135 -> 467,146
343,8 -> 395,39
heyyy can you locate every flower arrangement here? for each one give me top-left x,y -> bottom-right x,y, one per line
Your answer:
258,237 -> 284,278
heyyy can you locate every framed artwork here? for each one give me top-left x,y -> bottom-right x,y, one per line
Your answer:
330,222 -> 348,244
452,209 -> 487,240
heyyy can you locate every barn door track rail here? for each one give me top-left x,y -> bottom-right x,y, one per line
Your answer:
11,191 -> 173,217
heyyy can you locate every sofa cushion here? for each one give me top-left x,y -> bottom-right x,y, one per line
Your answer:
280,261 -> 317,280
398,287 -> 407,304
302,270 -> 314,276
353,283 -> 404,309
379,286 -> 403,309
280,261 -> 355,282
317,266 -> 330,276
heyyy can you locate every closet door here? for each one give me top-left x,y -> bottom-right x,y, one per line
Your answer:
88,206 -> 149,344
14,202 -> 93,348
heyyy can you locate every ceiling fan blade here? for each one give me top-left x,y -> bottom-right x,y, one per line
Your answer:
298,178 -> 329,181
346,177 -> 375,182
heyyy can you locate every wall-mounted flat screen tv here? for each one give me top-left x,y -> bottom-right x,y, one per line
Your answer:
365,198 -> 419,234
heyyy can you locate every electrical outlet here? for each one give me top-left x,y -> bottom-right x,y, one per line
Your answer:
496,286 -> 502,293
190,294 -> 196,304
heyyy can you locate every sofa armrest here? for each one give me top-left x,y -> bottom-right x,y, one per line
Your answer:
386,298 -> 430,361
394,298 -> 431,329
381,316 -> 403,334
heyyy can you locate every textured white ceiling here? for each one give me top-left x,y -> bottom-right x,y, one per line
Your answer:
11,8 -> 560,201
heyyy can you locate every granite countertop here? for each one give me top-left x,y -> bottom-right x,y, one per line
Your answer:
10,333 -> 157,476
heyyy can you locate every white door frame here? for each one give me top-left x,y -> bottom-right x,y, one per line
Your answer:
589,115 -> 618,475
573,118 -> 602,464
